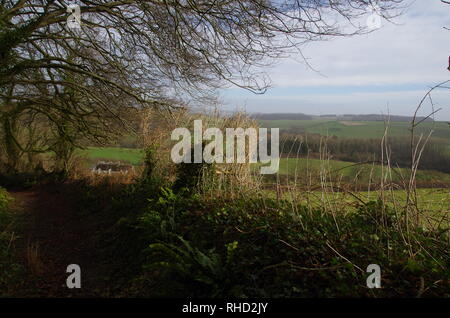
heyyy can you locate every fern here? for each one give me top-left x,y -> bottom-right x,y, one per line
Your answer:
145,235 -> 240,297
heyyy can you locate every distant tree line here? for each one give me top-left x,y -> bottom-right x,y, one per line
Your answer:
279,134 -> 450,174
252,113 -> 433,122
252,113 -> 313,120
336,114 -> 433,122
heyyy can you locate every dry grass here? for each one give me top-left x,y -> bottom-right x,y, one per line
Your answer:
262,112 -> 450,255
196,111 -> 264,199
138,106 -> 263,198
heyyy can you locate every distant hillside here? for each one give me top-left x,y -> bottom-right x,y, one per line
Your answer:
257,119 -> 449,142
320,114 -> 434,122
252,113 -> 433,122
251,113 -> 313,120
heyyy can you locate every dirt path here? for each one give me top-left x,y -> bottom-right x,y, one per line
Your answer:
9,185 -> 105,297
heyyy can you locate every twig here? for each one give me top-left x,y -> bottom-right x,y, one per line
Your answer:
325,241 -> 364,273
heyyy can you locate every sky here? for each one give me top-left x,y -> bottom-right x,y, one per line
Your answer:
221,0 -> 450,121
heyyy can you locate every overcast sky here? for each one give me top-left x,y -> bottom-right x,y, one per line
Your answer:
221,0 -> 450,121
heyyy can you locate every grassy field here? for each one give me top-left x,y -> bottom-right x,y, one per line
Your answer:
259,119 -> 450,142
263,187 -> 449,222
77,147 -> 144,166
79,146 -> 450,189
77,119 -> 450,166
270,157 -> 450,183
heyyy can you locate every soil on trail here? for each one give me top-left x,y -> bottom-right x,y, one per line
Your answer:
9,185 -> 106,297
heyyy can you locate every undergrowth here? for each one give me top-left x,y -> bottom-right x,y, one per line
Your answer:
69,177 -> 449,298
0,187 -> 25,297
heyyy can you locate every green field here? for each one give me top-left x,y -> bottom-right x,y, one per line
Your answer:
78,120 -> 450,167
270,157 -> 450,183
78,146 -> 449,217
263,187 -> 450,219
81,146 -> 450,185
78,147 -> 144,165
259,119 -> 450,142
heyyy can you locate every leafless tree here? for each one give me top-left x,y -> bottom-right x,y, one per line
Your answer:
0,0 -> 405,172
443,0 -> 450,30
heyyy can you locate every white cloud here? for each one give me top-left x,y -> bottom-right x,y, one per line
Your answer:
270,0 -> 450,87
223,0 -> 450,120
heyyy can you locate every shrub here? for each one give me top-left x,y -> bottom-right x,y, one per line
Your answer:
0,187 -> 24,297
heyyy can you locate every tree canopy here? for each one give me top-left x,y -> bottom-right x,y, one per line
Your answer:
0,0 -> 404,173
